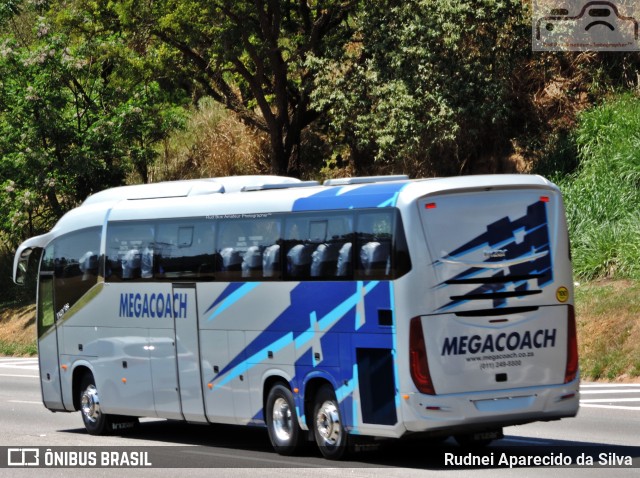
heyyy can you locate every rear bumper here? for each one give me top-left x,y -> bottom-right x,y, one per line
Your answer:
400,379 -> 579,436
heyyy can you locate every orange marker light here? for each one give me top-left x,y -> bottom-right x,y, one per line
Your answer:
61,364 -> 68,371
293,388 -> 299,394
122,378 -> 127,384
208,383 -> 213,389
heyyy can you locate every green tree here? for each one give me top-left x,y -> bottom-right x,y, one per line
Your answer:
309,0 -> 531,176
111,0 -> 360,177
0,2 -> 184,243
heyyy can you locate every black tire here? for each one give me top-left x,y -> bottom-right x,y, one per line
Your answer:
265,384 -> 305,455
312,384 -> 349,460
79,374 -> 112,435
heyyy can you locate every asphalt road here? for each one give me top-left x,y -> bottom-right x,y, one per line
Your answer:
0,358 -> 638,477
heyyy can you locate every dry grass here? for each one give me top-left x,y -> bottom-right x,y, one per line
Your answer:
0,304 -> 36,356
575,280 -> 640,382
150,98 -> 269,182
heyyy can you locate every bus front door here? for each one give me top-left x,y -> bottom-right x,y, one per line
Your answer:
173,283 -> 207,422
37,272 -> 65,411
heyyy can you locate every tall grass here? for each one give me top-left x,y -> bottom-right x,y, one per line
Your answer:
150,98 -> 268,181
557,94 -> 640,281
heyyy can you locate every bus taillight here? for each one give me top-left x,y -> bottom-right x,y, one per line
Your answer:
409,317 -> 435,395
564,305 -> 578,383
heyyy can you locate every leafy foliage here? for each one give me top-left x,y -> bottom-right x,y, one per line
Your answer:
0,0 -> 640,301
309,0 -> 532,176
0,2 -> 185,244
110,0 -> 360,176
558,94 -> 640,280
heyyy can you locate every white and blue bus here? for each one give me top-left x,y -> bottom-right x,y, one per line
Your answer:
13,174 -> 579,459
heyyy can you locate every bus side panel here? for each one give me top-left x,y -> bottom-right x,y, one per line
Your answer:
198,280 -> 406,437
199,330 -> 237,425
199,282 -> 296,425
244,329 -> 296,424
148,328 -> 182,420
91,329 -> 157,417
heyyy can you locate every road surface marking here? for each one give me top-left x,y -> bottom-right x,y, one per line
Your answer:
580,389 -> 640,394
580,404 -> 640,410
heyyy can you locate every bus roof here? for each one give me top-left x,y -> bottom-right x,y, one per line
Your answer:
13,174 -> 557,284
19,174 -> 557,248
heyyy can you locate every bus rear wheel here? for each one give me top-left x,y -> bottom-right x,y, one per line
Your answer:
79,374 -> 112,435
266,384 -> 304,455
312,385 -> 349,460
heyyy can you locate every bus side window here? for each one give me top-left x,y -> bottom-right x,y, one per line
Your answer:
287,243 -> 313,278
262,244 -> 281,278
284,217 -> 310,279
106,223 -> 155,282
310,215 -> 353,279
155,221 -> 215,280
216,216 -> 282,281
121,248 -> 142,279
354,210 -> 412,280
79,250 -> 99,281
356,211 -> 393,279
285,213 -> 352,280
50,227 -> 101,315
215,221 -> 247,282
336,242 -> 352,277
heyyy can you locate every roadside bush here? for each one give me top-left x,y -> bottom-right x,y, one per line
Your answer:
558,94 -> 640,281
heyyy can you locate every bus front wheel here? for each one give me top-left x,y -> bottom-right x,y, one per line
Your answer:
312,385 -> 348,460
265,384 -> 304,455
79,374 -> 112,435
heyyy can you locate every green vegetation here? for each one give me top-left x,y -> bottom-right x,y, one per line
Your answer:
557,95 -> 640,281
309,0 -> 532,176
0,340 -> 36,357
0,0 -> 186,247
1,0 -> 638,252
0,1 -> 639,376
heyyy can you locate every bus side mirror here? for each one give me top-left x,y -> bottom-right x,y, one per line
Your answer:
14,248 -> 33,285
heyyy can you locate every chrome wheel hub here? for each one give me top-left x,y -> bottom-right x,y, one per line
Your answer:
272,397 -> 293,442
316,401 -> 341,445
80,385 -> 101,424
